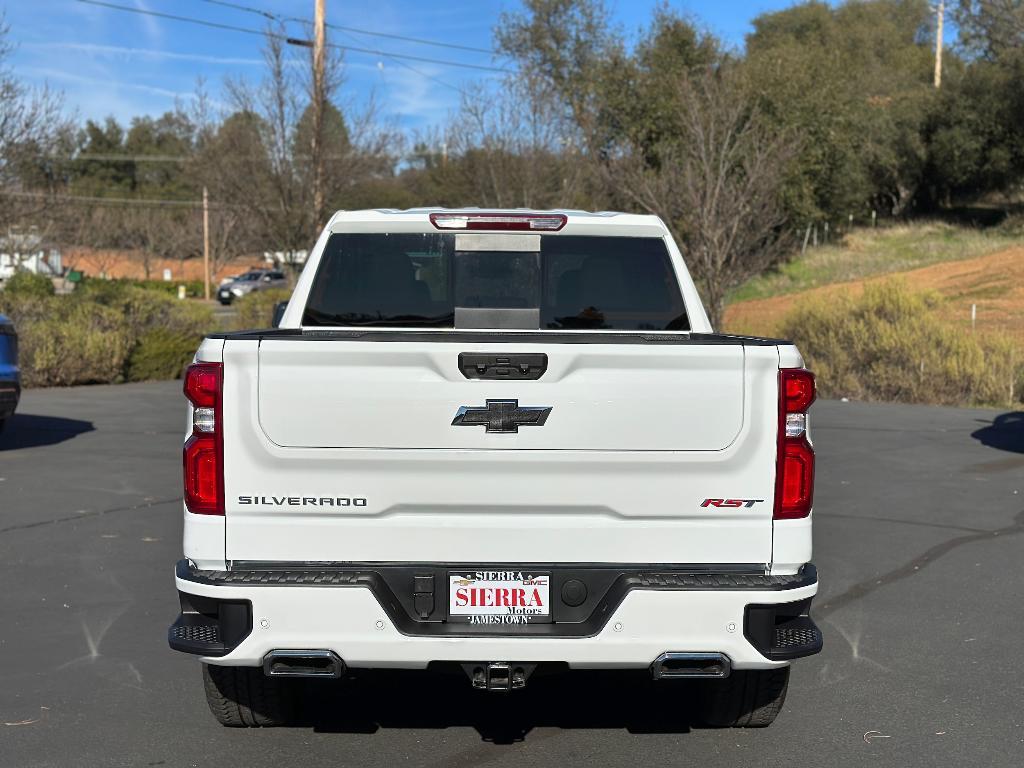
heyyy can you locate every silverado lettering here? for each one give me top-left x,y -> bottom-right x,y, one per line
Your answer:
237,496 -> 367,507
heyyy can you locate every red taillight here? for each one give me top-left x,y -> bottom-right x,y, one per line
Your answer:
183,362 -> 223,515
782,369 -> 816,412
429,212 -> 567,231
184,363 -> 219,408
774,368 -> 815,520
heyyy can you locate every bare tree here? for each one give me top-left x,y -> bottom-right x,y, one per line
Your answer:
61,202 -> 197,281
197,203 -> 245,280
447,75 -> 587,209
128,206 -> 199,280
209,26 -> 397,253
616,71 -> 799,329
60,204 -> 128,278
0,14 -> 71,231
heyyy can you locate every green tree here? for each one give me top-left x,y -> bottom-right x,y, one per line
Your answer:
597,9 -> 720,161
954,1 -> 1024,58
744,0 -> 936,219
921,54 -> 1024,203
496,0 -> 618,146
123,112 -> 197,199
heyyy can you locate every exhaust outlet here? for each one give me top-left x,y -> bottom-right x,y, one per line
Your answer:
651,652 -> 731,680
263,650 -> 344,678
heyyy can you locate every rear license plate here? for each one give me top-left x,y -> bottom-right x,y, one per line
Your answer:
448,571 -> 551,625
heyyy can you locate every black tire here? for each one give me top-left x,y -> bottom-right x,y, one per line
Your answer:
202,664 -> 296,727
699,667 -> 790,728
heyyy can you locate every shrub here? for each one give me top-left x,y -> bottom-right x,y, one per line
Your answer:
0,281 -> 214,387
230,288 -> 292,331
2,271 -> 55,298
3,294 -> 132,387
80,282 -> 212,340
998,212 -> 1024,238
780,280 -> 1022,407
126,327 -> 202,381
81,283 -> 212,382
77,277 -> 208,298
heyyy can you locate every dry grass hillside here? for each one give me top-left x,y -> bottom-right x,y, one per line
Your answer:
725,246 -> 1024,342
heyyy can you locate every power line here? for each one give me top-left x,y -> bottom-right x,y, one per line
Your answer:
73,153 -> 188,163
75,0 -> 513,73
4,190 -> 241,208
196,0 -> 498,55
37,151 -> 370,163
211,0 -> 474,95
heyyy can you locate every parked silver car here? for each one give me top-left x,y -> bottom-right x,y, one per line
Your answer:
216,270 -> 287,305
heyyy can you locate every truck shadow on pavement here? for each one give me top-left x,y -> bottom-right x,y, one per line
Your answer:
299,669 -> 698,742
971,412 -> 1024,454
0,413 -> 95,451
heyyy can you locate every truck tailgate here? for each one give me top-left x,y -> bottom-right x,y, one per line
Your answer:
222,337 -> 780,565
257,340 -> 744,451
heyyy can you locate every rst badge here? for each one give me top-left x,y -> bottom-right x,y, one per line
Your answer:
701,498 -> 765,508
448,571 -> 551,625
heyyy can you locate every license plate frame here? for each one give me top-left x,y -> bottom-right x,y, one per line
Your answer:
447,570 -> 552,625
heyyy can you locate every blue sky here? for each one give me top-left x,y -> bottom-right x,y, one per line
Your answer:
2,1 -> 944,134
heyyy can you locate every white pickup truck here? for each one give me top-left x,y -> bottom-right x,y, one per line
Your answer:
169,209 -> 821,728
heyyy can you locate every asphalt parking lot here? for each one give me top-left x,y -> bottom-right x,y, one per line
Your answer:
1,381 -> 1022,767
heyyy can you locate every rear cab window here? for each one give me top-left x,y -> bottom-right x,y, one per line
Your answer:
302,233 -> 689,331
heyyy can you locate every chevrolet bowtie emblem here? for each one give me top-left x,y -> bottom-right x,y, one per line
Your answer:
452,399 -> 552,433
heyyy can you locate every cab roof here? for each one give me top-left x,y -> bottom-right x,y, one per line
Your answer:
326,208 -> 669,238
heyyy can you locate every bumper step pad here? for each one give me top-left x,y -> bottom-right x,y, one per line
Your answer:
168,592 -> 252,656
744,599 -> 823,660
773,622 -> 823,652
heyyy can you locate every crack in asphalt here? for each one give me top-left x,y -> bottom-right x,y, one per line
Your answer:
816,508 -> 1024,620
814,511 -> 991,534
812,425 -> 967,434
0,497 -> 182,535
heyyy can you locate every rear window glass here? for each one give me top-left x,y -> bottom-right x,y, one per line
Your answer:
302,233 -> 688,331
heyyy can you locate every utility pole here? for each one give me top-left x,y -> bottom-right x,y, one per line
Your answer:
311,0 -> 327,231
202,186 -> 210,301
934,1 -> 944,88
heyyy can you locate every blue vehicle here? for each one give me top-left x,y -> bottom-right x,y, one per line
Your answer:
0,313 -> 19,433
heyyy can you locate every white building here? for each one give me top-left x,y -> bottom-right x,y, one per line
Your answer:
0,231 -> 63,283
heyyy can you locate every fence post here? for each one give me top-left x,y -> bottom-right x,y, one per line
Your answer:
801,224 -> 812,255
872,210 -> 877,228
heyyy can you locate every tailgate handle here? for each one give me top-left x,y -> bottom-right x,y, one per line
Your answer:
459,353 -> 547,380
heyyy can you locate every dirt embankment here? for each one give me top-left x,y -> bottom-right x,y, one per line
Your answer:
724,246 -> 1024,341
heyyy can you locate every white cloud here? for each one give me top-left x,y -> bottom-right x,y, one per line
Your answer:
132,0 -> 163,46
360,61 -> 463,126
20,67 -> 229,121
24,67 -> 188,100
22,42 -> 262,67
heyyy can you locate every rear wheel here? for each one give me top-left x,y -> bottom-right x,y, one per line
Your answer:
699,667 -> 790,728
202,664 -> 296,727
